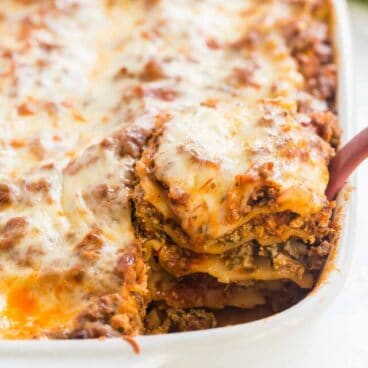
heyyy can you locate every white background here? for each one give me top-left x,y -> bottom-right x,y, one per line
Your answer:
296,3 -> 368,366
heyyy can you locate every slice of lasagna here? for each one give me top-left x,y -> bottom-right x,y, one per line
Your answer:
132,0 -> 339,334
135,99 -> 336,332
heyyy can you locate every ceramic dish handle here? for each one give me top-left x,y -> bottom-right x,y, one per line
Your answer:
326,127 -> 368,200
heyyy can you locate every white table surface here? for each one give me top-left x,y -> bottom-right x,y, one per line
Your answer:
291,3 -> 368,367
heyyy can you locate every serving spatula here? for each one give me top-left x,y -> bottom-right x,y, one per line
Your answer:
326,127 -> 368,200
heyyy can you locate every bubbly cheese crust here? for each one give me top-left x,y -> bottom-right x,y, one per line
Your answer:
0,0 -> 338,337
0,0 -> 153,338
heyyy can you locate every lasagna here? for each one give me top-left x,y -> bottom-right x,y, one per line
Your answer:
0,0 -> 339,338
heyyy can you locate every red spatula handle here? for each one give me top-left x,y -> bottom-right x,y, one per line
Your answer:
326,127 -> 368,200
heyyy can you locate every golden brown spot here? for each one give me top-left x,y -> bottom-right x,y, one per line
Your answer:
310,111 -> 340,147
10,139 -> 26,149
114,66 -> 134,80
230,30 -> 261,50
114,126 -> 151,159
41,162 -> 55,170
227,65 -> 260,88
39,41 -> 62,52
75,228 -> 104,262
205,38 -> 221,50
0,184 -> 14,208
146,87 -> 178,101
26,179 -> 51,193
72,111 -> 86,123
139,59 -> 166,82
145,0 -> 160,7
29,138 -> 46,160
18,16 -> 48,42
258,162 -> 274,179
17,102 -> 36,116
200,98 -> 218,108
16,245 -> 45,268
0,217 -> 28,250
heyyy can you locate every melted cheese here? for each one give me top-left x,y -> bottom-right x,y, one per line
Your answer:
0,0 -> 152,338
0,0 -> 335,337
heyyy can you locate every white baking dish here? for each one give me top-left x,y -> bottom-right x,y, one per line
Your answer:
0,1 -> 354,367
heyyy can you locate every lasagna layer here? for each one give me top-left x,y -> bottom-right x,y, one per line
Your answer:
147,260 -> 307,310
147,240 -> 313,288
145,270 -> 306,333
